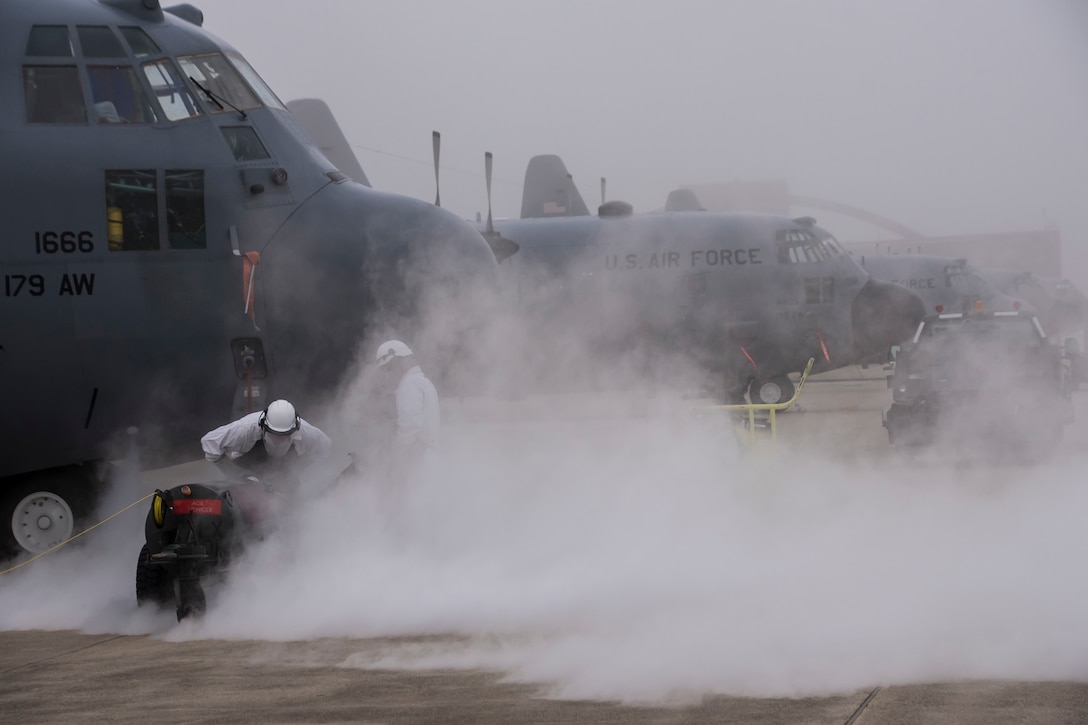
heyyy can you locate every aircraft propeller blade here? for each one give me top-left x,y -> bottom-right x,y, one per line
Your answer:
479,150 -> 519,263
485,151 -> 494,234
432,130 -> 441,207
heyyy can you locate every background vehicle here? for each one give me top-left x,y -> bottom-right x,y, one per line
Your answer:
883,311 -> 1078,460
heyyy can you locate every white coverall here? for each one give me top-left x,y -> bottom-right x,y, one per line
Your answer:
392,365 -> 440,466
201,411 -> 332,462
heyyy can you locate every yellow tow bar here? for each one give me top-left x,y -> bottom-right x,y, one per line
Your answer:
697,357 -> 815,446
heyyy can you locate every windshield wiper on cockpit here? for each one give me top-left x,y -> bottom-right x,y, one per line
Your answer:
188,76 -> 247,120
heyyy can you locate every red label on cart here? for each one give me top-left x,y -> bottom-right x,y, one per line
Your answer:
171,498 -> 222,515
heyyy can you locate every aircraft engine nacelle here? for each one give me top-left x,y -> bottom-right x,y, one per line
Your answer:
850,279 -> 928,362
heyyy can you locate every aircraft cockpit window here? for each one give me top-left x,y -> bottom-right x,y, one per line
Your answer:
228,54 -> 286,111
178,53 -> 262,113
23,66 -> 87,124
775,228 -> 841,264
221,126 -> 271,161
818,234 -> 846,257
106,170 -> 159,251
165,171 -> 207,249
26,26 -> 74,57
87,66 -> 158,123
142,60 -> 201,121
118,27 -> 160,58
77,26 -> 126,58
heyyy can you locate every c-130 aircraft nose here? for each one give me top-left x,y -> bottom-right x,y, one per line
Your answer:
0,0 -> 503,555
257,184 -> 500,394
851,278 -> 927,360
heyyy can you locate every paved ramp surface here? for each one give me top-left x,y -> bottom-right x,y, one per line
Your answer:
3,379 -> 1087,723
2,630 -> 1086,724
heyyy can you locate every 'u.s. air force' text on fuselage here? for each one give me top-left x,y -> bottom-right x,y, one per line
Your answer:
603,248 -> 763,270
599,247 -> 833,320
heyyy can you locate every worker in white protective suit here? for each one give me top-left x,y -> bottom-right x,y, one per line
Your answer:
200,399 -> 331,485
375,340 -> 440,482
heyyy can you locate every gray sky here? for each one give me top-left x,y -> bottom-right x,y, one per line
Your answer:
208,1 -> 1088,270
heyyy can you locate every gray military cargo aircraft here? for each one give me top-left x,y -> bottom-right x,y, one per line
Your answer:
480,155 -> 926,403
854,254 -> 1032,318
662,184 -> 1087,363
979,268 -> 1087,343
0,0 -> 499,555
285,106 -> 925,404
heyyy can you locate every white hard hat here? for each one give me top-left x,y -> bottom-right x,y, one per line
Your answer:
375,340 -> 413,367
260,399 -> 300,434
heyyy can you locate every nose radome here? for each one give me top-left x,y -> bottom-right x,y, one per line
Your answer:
255,185 -> 499,400
851,279 -> 926,361
357,197 -> 502,392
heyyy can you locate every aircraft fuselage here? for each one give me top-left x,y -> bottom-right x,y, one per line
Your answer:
491,211 -> 923,393
857,254 -> 1032,319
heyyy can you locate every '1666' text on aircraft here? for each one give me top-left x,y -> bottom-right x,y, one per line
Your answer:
0,0 -> 499,555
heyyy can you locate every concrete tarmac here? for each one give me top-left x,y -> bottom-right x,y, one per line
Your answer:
3,374 -> 1087,724
2,630 -> 1086,724
3,629 -> 1087,724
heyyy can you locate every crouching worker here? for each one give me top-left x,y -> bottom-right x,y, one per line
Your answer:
201,399 -> 332,489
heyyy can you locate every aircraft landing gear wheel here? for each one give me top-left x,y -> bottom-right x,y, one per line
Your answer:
1,468 -> 93,558
750,376 -> 794,405
6,490 -> 74,555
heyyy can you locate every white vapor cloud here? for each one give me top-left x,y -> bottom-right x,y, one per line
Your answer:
5,400 -> 1088,703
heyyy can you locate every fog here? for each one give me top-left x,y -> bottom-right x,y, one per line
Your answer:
208,0 -> 1088,282
3,254 -> 1088,702
4,401 -> 1088,701
3,0 -> 1088,706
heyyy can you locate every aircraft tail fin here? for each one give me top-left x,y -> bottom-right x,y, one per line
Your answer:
286,98 -> 371,187
520,154 -> 590,219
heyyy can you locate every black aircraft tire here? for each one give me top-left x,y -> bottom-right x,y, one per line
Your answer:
750,376 -> 795,406
176,580 -> 207,622
135,545 -> 174,608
